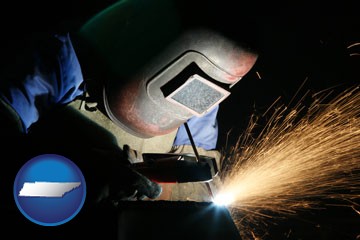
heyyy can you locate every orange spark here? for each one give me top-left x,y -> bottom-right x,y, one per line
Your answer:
217,85 -> 360,239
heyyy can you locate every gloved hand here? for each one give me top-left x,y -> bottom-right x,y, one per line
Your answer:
90,145 -> 162,204
103,164 -> 162,202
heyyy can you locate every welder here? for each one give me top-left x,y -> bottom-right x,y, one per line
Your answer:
0,0 -> 258,206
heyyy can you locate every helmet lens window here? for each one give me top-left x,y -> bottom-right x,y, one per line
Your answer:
165,74 -> 230,116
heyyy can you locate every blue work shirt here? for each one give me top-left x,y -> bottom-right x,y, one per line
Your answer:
173,105 -> 219,150
0,33 -> 84,133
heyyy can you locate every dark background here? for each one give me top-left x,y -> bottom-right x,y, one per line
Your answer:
1,0 -> 359,239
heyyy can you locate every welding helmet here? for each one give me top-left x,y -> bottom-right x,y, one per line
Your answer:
79,0 -> 258,138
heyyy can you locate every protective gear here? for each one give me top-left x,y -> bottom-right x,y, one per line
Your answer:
78,0 -> 258,138
99,164 -> 162,202
93,145 -> 162,203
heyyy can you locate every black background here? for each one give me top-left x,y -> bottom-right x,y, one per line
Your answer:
1,0 -> 359,239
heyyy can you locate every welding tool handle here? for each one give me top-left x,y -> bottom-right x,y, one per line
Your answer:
183,122 -> 200,162
132,159 -> 213,183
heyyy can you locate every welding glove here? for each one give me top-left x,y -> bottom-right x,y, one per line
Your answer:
91,146 -> 162,204
102,164 -> 162,202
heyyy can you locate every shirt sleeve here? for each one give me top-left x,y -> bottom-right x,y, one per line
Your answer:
0,33 -> 84,133
173,105 -> 219,150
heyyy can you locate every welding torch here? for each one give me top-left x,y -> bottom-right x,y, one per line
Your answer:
131,123 -> 217,199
